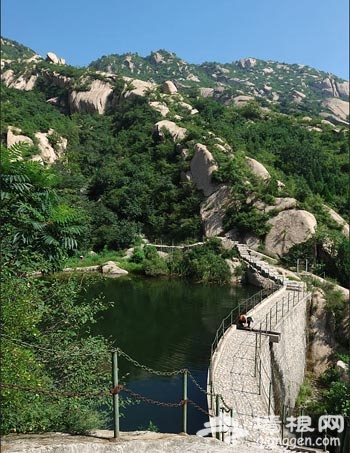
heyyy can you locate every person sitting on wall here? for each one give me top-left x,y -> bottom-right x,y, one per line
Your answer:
237,314 -> 254,329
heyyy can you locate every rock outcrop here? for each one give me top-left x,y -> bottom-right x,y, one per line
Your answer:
32,130 -> 67,164
321,98 -> 349,123
200,185 -> 233,236
162,80 -> 177,94
123,77 -> 155,98
308,288 -> 334,377
254,197 -> 298,214
265,209 -> 317,257
0,430 -> 244,453
153,120 -> 187,142
46,52 -> 66,65
246,157 -> 270,180
1,69 -> 38,90
190,144 -> 218,197
69,79 -> 115,114
101,261 -> 128,276
7,126 -> 34,147
239,58 -> 257,69
323,205 -> 349,236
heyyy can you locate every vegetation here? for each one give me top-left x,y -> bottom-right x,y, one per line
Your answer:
1,37 -> 349,435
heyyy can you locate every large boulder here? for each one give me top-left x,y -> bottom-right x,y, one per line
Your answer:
123,77 -> 155,98
265,209 -> 317,257
162,80 -> 177,94
7,126 -> 33,147
153,120 -> 187,142
32,130 -> 67,164
190,144 -> 218,197
246,157 -> 270,180
149,101 -> 169,117
46,52 -> 66,65
101,261 -> 128,276
323,205 -> 349,237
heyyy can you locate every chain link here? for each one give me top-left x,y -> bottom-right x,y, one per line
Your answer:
187,370 -> 210,395
121,386 -> 184,408
187,398 -> 213,417
115,347 -> 187,376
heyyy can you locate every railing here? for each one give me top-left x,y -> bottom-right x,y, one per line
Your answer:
254,286 -> 309,415
209,283 -> 281,359
208,280 -> 311,442
207,283 -> 282,418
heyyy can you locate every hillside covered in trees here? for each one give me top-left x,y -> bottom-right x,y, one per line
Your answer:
1,37 -> 349,436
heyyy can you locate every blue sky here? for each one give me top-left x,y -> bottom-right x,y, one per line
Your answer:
1,0 -> 349,79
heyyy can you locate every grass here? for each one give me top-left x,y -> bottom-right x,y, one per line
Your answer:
63,249 -> 145,274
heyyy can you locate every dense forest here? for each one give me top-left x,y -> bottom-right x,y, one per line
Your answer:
1,37 -> 349,435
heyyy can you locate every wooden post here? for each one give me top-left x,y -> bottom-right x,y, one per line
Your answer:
112,351 -> 120,439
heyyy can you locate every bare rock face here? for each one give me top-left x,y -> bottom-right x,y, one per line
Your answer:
46,52 -> 66,65
149,101 -> 170,117
153,120 -> 187,142
7,126 -> 33,147
323,205 -> 349,236
32,130 -> 67,164
69,79 -> 114,114
1,69 -> 38,91
232,95 -> 255,106
311,77 -> 349,99
265,209 -> 317,257
308,289 -> 335,377
239,57 -> 257,69
321,98 -> 349,123
123,77 -> 155,97
190,144 -> 218,197
254,197 -> 298,214
200,185 -> 233,237
162,80 -> 177,94
335,80 -> 349,98
246,157 -> 270,181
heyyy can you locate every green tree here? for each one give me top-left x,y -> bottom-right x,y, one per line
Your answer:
1,143 -> 86,272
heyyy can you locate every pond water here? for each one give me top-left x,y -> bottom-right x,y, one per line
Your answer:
86,275 -> 256,435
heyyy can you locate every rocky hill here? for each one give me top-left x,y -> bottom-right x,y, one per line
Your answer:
89,50 -> 349,124
1,37 -> 349,286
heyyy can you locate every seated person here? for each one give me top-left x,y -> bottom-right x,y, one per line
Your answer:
237,314 -> 254,329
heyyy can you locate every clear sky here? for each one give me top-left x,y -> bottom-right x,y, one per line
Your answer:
1,0 -> 349,79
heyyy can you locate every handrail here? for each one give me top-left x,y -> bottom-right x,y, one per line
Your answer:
210,283 -> 281,358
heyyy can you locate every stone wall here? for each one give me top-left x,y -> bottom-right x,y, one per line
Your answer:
270,296 -> 308,414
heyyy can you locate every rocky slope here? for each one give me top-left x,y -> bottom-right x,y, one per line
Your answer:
1,37 -> 349,265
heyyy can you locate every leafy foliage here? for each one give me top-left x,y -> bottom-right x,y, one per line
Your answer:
1,143 -> 86,273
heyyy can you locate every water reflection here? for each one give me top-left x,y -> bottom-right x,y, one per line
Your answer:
86,275 -> 256,433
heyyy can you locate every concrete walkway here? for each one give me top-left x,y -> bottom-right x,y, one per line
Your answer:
209,286 -> 308,451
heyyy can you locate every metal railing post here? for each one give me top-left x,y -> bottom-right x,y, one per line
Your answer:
268,380 -> 273,415
216,394 -> 221,439
254,332 -> 258,377
183,369 -> 188,433
112,350 -> 120,439
258,359 -> 262,395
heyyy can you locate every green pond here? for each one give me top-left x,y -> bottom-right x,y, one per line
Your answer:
86,275 -> 257,434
